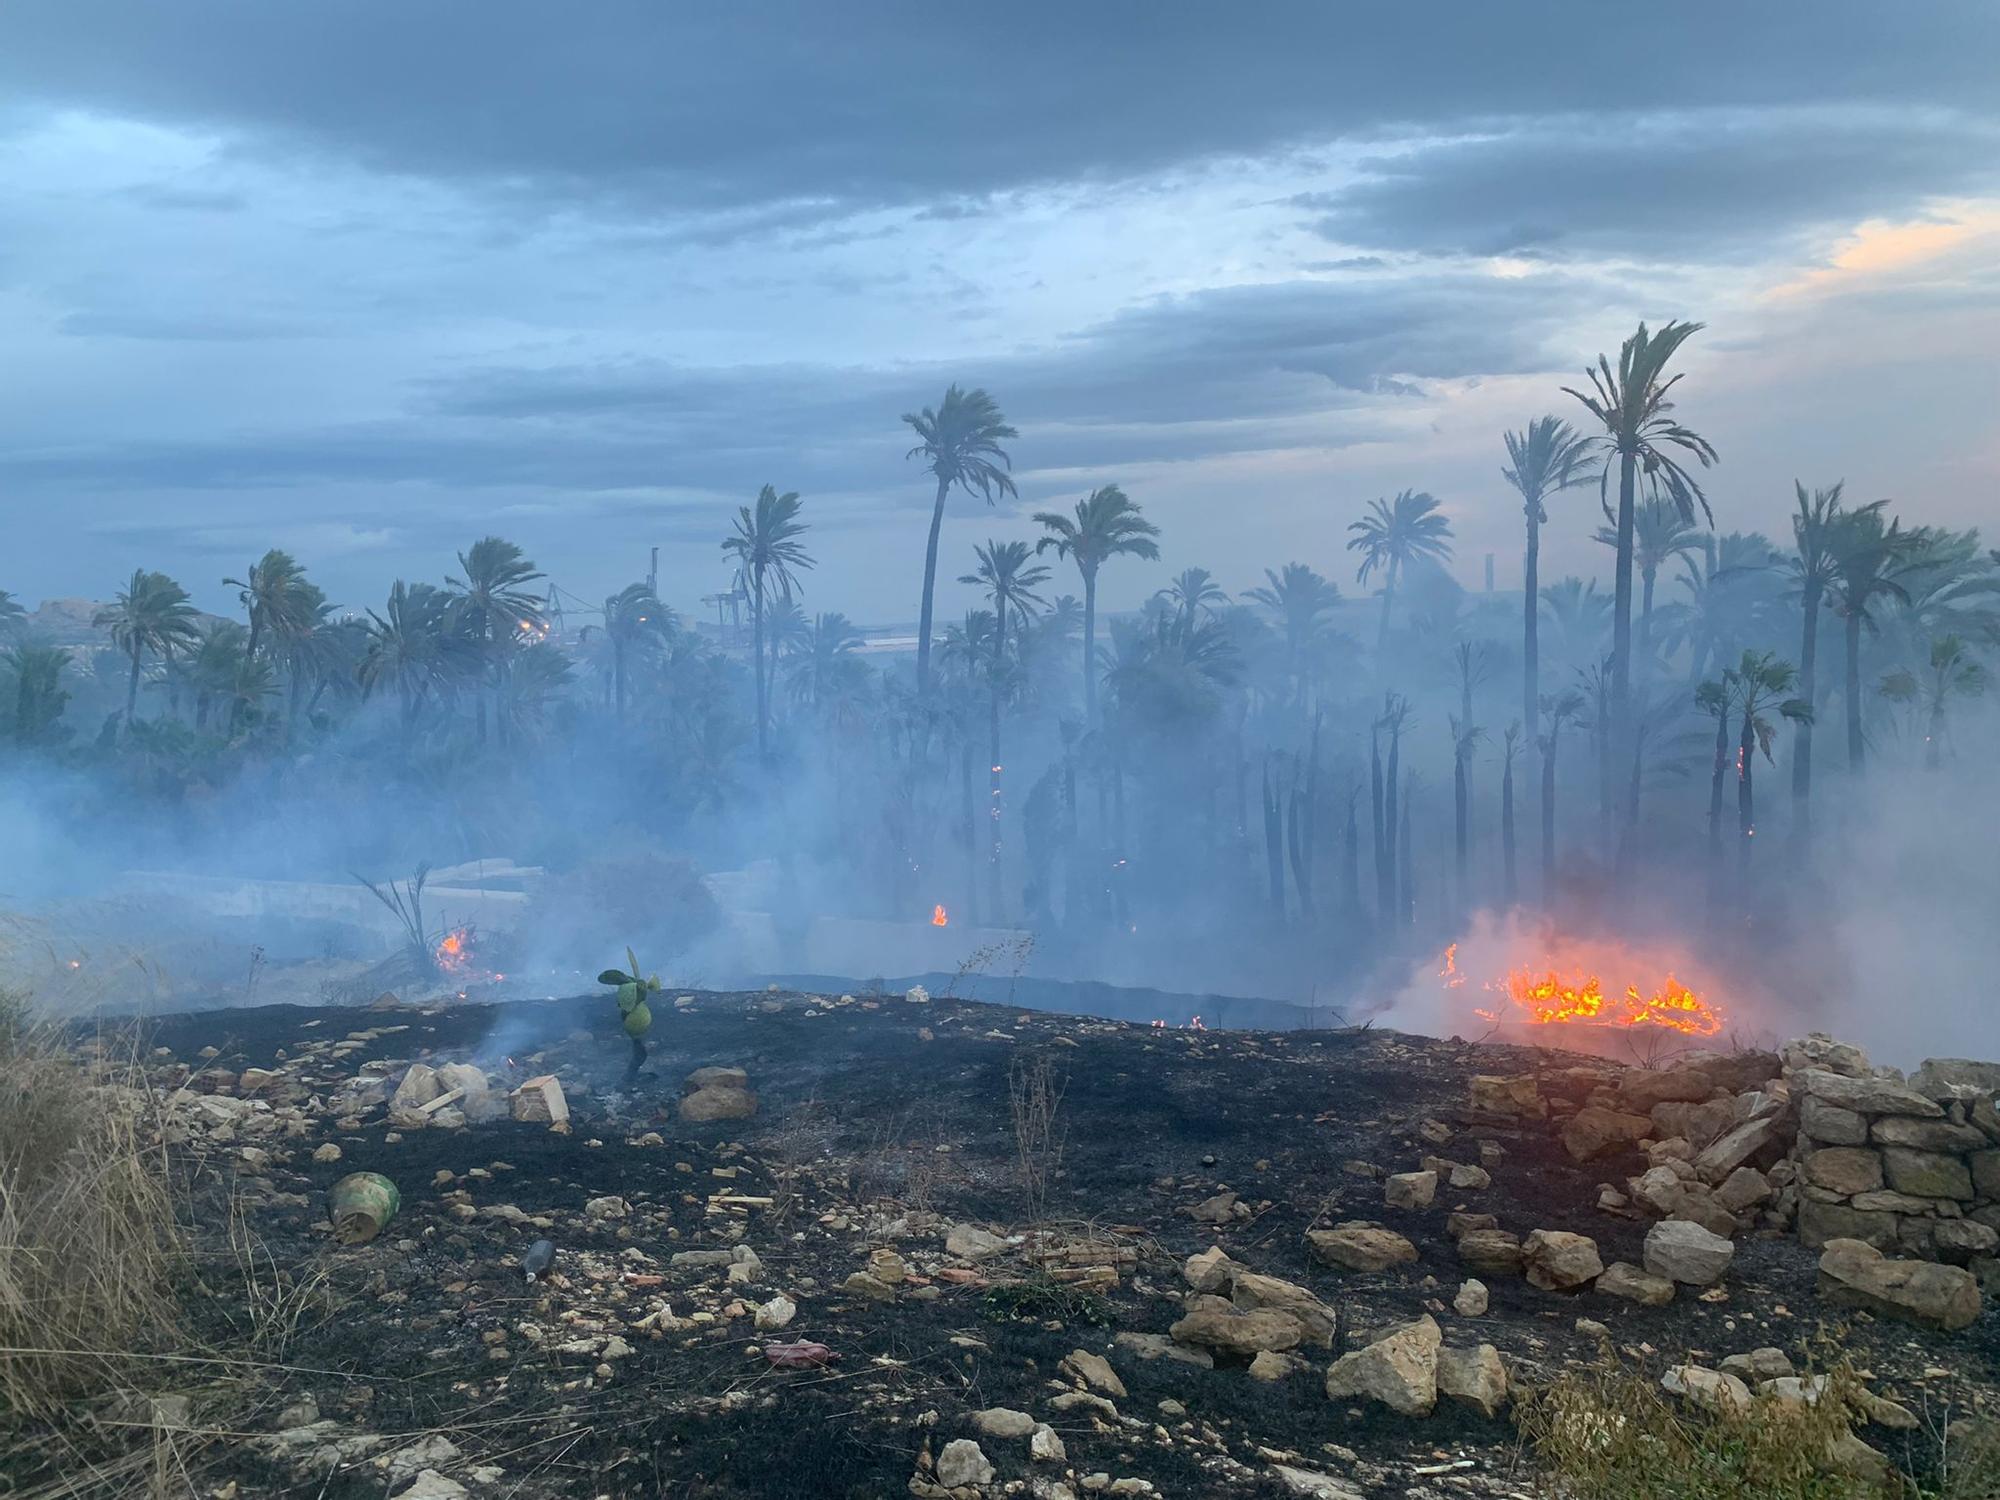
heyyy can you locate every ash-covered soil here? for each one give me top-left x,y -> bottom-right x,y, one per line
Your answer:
32,988 -> 2000,1498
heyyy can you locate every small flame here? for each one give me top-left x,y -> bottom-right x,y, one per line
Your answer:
931,904 -> 949,927
434,927 -> 473,973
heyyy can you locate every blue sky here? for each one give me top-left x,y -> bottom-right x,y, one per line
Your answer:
3,2 -> 1996,623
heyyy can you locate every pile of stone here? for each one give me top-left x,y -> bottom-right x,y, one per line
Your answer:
1784,1039 -> 2000,1279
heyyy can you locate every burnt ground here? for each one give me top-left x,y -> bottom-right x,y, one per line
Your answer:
15,987 -> 2000,1499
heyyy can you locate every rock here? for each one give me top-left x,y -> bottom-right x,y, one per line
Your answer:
1881,1147 -> 1974,1200
1447,1163 -> 1491,1191
585,1195 -> 630,1220
1308,1223 -> 1418,1273
1323,1315 -> 1440,1417
680,1086 -> 758,1122
1782,1035 -> 1873,1078
390,1064 -> 441,1110
936,1438 -> 994,1488
1453,1279 -> 1488,1316
1620,1067 -> 1719,1111
1792,1068 -> 1943,1119
1798,1199 -> 1902,1250
841,1271 -> 895,1302
1562,1106 -> 1657,1163
1799,1097 -> 1870,1146
1654,1098 -> 1736,1152
1436,1343 -> 1509,1418
1644,1220 -> 1735,1286
1182,1245 -> 1243,1292
1933,1220 -> 2000,1262
312,1142 -> 343,1164
1719,1347 -> 1794,1381
903,985 -> 930,1004
1247,1349 -> 1301,1381
1871,1116 -> 1989,1152
1692,1116 -> 1787,1185
1850,1189 -> 1950,1214
1456,1229 -> 1524,1278
1596,1261 -> 1674,1306
1113,1331 -> 1212,1368
1469,1074 -> 1544,1117
1975,1150 -> 2000,1199
1802,1147 -> 1884,1196
510,1075 -> 568,1125
972,1407 -> 1036,1438
868,1249 -> 908,1284
1715,1166 -> 1773,1214
1030,1424 -> 1065,1463
1661,1364 -> 1751,1415
1911,1058 -> 2000,1100
1852,1388 -> 1920,1430
1231,1271 -> 1336,1347
1818,1238 -> 1982,1330
1446,1211 -> 1498,1238
1061,1349 -> 1127,1397
1384,1171 -> 1437,1210
686,1065 -> 748,1092
1269,1465 -> 1367,1500
1521,1230 -> 1602,1291
384,1434 -> 461,1486
1169,1294 -> 1303,1356
396,1472 -> 469,1500
1189,1191 -> 1239,1223
1824,1432 -> 1894,1486
946,1224 -> 1008,1262
754,1294 -> 796,1330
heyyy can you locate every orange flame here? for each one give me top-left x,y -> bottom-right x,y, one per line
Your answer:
1447,946 -> 1724,1036
434,927 -> 472,973
930,904 -> 949,927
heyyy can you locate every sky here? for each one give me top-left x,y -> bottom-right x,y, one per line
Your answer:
2,2 -> 1997,627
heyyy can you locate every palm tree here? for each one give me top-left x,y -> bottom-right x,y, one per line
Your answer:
1538,577 -> 1611,677
903,386 -> 1017,694
785,612 -> 870,728
94,569 -> 201,726
223,549 -> 314,666
360,581 -> 460,744
1347,490 -> 1453,653
1500,723 -> 1521,907
1243,563 -> 1340,707
1827,507 -> 1914,772
188,622 -> 249,732
1595,494 -> 1705,674
448,537 -> 545,744
0,591 -> 26,638
1033,484 -> 1159,726
1155,567 -> 1228,626
1537,689 -> 1585,898
721,485 -> 812,757
1502,417 -> 1593,738
960,539 -> 1049,917
1716,650 -> 1811,867
1563,321 -> 1718,746
600,583 -> 669,721
1786,484 -> 1883,827
4,643 -> 69,744
937,609 -> 1000,925
1881,635 -> 1985,769
1450,714 -> 1485,913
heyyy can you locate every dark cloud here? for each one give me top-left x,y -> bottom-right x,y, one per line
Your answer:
1309,112 -> 2000,260
4,3 -> 1993,221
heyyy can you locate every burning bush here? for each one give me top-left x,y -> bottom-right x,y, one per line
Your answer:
527,851 -> 721,975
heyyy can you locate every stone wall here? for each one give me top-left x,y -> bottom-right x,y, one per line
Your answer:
1784,1037 -> 2000,1270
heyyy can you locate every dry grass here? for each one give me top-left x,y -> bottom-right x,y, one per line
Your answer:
0,1007 -> 185,1426
1007,1052 -> 1067,1228
1516,1348 -> 1899,1499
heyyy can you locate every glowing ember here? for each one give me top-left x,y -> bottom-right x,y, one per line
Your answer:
931,903 -> 949,927
434,927 -> 473,973
1448,947 -> 1725,1037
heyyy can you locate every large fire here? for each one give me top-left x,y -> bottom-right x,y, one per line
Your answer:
1441,941 -> 1725,1038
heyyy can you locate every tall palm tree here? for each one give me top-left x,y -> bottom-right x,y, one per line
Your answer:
1155,567 -> 1228,626
1347,489 -> 1453,653
1595,494 -> 1705,673
223,549 -> 314,666
1499,723 -> 1521,907
785,611 -> 870,727
1563,320 -> 1718,746
1713,650 -> 1811,867
448,537 -> 545,745
1880,635 -> 1985,769
94,569 -> 201,726
721,485 -> 812,758
1244,563 -> 1340,706
903,386 -> 1017,694
1502,417 -> 1593,738
1827,507 -> 1913,772
600,582 -> 669,721
360,581 -> 459,744
1033,484 -> 1159,727
187,622 -> 248,732
1785,484 -> 1883,827
937,609 -> 1000,925
960,539 -> 1049,917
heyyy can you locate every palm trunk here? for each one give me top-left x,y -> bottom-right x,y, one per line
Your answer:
1081,567 -> 1098,727
1375,559 -> 1399,656
1385,719 -> 1402,916
1397,778 -> 1414,930
1453,747 -> 1469,915
1501,750 -> 1517,907
1737,706 -> 1756,869
1541,727 -> 1558,898
960,742 -> 980,927
1611,448 -> 1637,739
1791,583 -> 1821,833
1344,794 -> 1361,920
613,640 -> 627,719
989,600 -> 1007,921
1370,725 -> 1389,917
1262,761 -> 1285,920
1637,565 -> 1657,684
916,475 -> 950,695
125,643 -> 142,725
1522,510 -> 1539,745
752,577 -> 768,759
1708,709 -> 1729,862
1844,610 -> 1865,771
